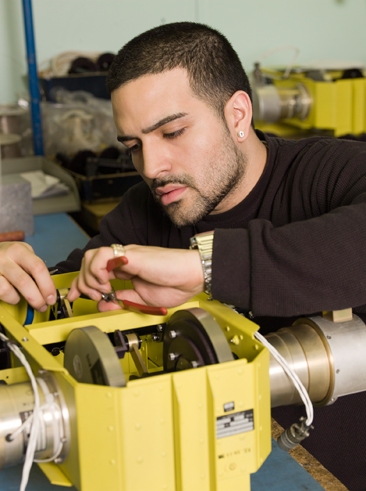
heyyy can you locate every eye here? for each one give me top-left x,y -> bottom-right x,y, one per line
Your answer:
127,142 -> 141,154
163,128 -> 186,139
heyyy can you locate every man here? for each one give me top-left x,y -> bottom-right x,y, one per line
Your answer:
1,22 -> 366,489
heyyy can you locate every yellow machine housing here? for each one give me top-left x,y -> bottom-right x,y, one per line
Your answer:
0,272 -> 271,491
253,66 -> 366,137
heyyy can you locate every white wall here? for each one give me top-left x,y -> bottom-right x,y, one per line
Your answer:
1,0 -> 366,104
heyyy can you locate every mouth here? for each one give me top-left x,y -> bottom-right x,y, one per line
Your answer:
155,185 -> 188,206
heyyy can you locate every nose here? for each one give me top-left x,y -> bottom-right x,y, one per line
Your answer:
139,139 -> 171,180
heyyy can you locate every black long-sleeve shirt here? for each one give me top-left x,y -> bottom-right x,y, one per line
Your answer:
57,130 -> 366,320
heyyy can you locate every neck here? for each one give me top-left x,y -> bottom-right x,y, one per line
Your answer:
212,128 -> 267,214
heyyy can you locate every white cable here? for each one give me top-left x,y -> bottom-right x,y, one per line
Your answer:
257,45 -> 300,80
0,333 -> 66,489
254,330 -> 314,427
0,332 -> 40,491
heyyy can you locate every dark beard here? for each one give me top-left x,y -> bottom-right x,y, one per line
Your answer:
150,137 -> 246,228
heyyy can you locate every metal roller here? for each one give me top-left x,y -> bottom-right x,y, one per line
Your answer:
252,83 -> 312,123
0,371 -> 70,469
266,313 -> 366,407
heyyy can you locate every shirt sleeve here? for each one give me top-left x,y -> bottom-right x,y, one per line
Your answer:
212,142 -> 366,317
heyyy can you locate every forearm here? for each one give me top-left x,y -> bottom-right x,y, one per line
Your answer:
212,202 -> 366,317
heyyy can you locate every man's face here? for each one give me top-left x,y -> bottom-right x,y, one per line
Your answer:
111,68 -> 247,227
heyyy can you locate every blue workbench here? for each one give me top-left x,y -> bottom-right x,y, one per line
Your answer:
0,213 -> 325,491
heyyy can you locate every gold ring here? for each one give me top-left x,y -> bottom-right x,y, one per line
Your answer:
111,243 -> 125,258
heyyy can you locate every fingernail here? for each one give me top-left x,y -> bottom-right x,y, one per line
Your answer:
46,295 -> 55,305
38,305 -> 48,313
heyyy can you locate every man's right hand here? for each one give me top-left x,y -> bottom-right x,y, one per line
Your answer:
0,242 -> 56,311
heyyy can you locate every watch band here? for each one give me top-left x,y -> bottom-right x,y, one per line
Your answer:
190,231 -> 214,296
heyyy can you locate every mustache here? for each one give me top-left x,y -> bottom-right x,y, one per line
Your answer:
151,175 -> 197,193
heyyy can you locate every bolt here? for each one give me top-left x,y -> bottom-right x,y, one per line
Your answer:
54,458 -> 62,464
22,337 -> 28,342
230,335 -> 240,345
152,333 -> 160,342
169,330 -> 177,339
191,361 -> 200,368
168,352 -> 178,361
157,324 -> 163,332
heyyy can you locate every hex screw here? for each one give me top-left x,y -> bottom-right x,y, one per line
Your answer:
168,352 -> 178,361
169,330 -> 177,339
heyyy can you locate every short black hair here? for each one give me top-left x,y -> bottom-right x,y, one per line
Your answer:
106,22 -> 252,118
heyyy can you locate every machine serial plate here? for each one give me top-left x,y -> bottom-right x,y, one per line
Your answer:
216,409 -> 254,439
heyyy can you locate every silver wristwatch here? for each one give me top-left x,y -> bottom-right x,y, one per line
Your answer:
189,231 -> 214,295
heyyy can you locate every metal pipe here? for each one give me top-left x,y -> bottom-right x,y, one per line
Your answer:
266,314 -> 366,407
22,0 -> 44,155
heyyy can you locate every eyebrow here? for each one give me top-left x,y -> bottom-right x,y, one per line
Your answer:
117,112 -> 187,143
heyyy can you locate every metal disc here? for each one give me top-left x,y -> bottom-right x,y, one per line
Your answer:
163,308 -> 233,372
64,326 -> 126,387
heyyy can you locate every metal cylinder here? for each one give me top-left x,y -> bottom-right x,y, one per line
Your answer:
0,372 -> 69,469
252,83 -> 312,123
267,314 -> 366,408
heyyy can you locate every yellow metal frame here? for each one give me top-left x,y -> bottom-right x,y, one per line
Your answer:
255,67 -> 366,137
0,272 -> 271,491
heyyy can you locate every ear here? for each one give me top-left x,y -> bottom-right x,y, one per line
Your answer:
224,91 -> 252,141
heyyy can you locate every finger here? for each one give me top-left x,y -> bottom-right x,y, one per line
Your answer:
0,276 -> 22,305
0,264 -> 53,311
67,277 -> 82,303
85,247 -> 116,285
68,271 -> 106,303
97,299 -> 123,312
2,243 -> 56,307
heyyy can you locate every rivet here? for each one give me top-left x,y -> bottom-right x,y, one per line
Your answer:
110,459 -> 116,465
162,451 -> 166,457
230,335 -> 240,345
108,426 -> 114,432
225,326 -> 230,332
135,423 -> 141,430
137,456 -> 143,464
